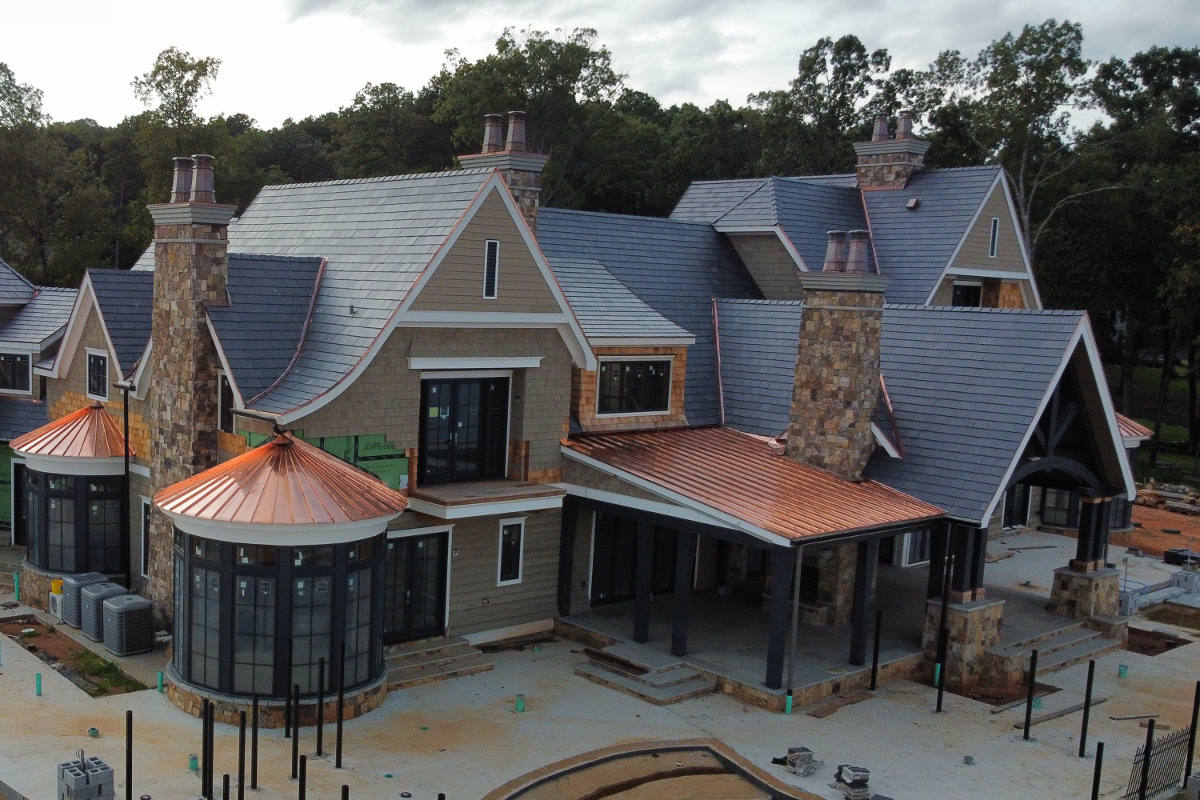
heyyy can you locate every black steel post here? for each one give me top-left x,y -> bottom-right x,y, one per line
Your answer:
298,755 -> 307,800
342,786 -> 349,800
1023,649 -> 1039,741
316,657 -> 325,757
870,608 -> 882,691
237,711 -> 246,800
1091,741 -> 1104,800
284,680 -> 292,739
1186,680 -> 1200,787
222,773 -> 229,800
1139,719 -> 1154,800
291,685 -> 300,780
935,553 -> 953,712
1080,659 -> 1095,758
208,702 -> 216,800
200,699 -> 209,798
251,696 -> 259,790
336,642 -> 346,769
125,709 -> 132,800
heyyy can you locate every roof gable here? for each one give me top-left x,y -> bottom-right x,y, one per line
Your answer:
0,286 -> 75,349
88,269 -> 152,374
714,298 -> 803,436
0,256 -> 35,306
551,258 -> 694,344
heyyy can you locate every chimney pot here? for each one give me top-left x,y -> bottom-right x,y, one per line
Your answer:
506,110 -> 527,153
170,157 -> 195,203
190,154 -> 215,203
845,230 -> 871,273
482,114 -> 504,154
822,230 -> 848,273
897,111 -> 913,140
872,114 -> 889,142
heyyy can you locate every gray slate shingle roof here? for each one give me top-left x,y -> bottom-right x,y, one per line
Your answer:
549,258 -> 693,343
538,209 -> 762,426
88,270 -> 152,374
865,305 -> 1084,523
714,298 -> 803,437
0,257 -> 35,306
0,396 -> 46,442
0,287 -> 75,346
209,255 -> 324,402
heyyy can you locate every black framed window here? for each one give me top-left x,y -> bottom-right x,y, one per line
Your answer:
86,479 -> 122,571
218,374 -> 235,434
291,574 -> 333,694
597,360 -> 671,415
498,519 -> 523,585
989,217 -> 1000,258
906,527 -> 932,565
86,351 -> 108,400
1040,488 -> 1078,527
46,476 -> 76,572
22,471 -> 124,574
0,353 -> 31,392
141,500 -> 151,577
172,549 -> 185,675
1002,483 -> 1030,528
1110,496 -> 1132,529
483,239 -> 500,299
951,283 -> 982,307
190,565 -> 222,690
233,575 -> 275,695
343,567 -> 373,686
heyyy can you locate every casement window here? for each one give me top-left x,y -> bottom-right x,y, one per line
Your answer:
497,517 -> 524,585
1040,488 -> 1078,528
905,527 -> 932,565
597,359 -> 671,415
988,217 -> 1000,258
218,373 -> 235,434
86,349 -> 108,401
0,353 -> 31,393
951,282 -> 982,308
140,498 -> 152,578
483,240 -> 500,299
1002,483 -> 1031,528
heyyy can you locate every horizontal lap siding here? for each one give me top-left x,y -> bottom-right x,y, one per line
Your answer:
448,510 -> 561,636
728,234 -> 804,299
953,186 -> 1026,272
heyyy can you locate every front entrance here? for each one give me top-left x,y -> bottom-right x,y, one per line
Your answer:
419,377 -> 509,485
383,532 -> 448,644
590,512 -> 678,606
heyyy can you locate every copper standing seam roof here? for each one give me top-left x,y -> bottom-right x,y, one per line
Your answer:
1115,412 -> 1153,442
10,402 -> 131,459
564,426 -> 944,541
154,433 -> 407,526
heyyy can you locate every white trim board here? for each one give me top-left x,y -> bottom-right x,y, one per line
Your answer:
405,493 -> 563,520
408,356 -> 542,370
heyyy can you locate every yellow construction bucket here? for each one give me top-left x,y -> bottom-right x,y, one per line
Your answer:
50,579 -> 63,595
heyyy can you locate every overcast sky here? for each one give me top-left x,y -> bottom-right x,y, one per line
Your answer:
5,0 -> 1197,129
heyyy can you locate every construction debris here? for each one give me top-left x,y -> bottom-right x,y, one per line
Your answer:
833,764 -> 871,800
1110,713 -> 1159,721
778,747 -> 822,777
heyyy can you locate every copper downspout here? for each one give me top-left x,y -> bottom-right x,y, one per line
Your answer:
711,298 -> 725,426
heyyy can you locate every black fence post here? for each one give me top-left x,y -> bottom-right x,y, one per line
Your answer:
1139,719 -> 1155,800
935,553 -> 953,713
1080,659 -> 1095,758
221,773 -> 229,800
1186,680 -> 1200,787
299,755 -> 307,800
237,710 -> 246,800
341,786 -> 349,800
251,696 -> 259,790
291,684 -> 300,780
125,709 -> 132,800
284,683 -> 292,739
1023,649 -> 1039,741
336,642 -> 346,769
200,699 -> 209,798
870,608 -> 882,691
317,657 -> 325,757
1091,741 -> 1104,800
204,701 -> 214,800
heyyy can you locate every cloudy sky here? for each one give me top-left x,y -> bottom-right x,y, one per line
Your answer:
5,0 -> 1197,129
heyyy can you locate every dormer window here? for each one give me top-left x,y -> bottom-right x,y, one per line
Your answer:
0,353 -> 31,394
483,240 -> 500,299
86,349 -> 108,401
597,358 -> 672,415
988,217 -> 999,258
951,282 -> 982,308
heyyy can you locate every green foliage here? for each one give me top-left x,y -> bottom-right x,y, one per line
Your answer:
132,46 -> 221,130
67,648 -> 149,695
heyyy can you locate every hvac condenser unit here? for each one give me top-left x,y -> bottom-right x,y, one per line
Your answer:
102,594 -> 153,656
80,582 -> 126,642
61,572 -> 107,628
48,592 -> 63,620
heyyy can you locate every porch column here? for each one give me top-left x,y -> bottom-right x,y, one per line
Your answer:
765,546 -> 796,690
1073,496 -> 1111,568
633,518 -> 653,643
671,531 -> 697,657
557,497 -> 580,617
949,525 -> 987,603
849,537 -> 879,665
1050,495 -> 1119,619
926,523 -> 949,599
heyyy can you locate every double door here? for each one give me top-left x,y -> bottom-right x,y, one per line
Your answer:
419,377 -> 508,485
590,512 -> 679,606
383,532 -> 448,644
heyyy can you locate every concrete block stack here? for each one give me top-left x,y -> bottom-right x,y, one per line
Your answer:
833,763 -> 871,800
56,755 -> 113,800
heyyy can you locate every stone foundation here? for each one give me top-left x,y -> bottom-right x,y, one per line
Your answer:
1047,566 -> 1119,619
922,598 -> 1004,693
19,562 -> 126,612
165,670 -> 388,727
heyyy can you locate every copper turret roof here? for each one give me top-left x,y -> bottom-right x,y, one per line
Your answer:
154,433 -> 407,532
11,402 -> 131,460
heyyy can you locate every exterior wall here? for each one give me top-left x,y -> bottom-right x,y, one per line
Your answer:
294,326 -> 571,482
727,234 -> 804,298
571,345 -> 689,433
128,472 -> 152,596
408,191 -> 560,314
562,459 -> 669,506
446,509 -> 561,636
952,184 -> 1026,273
568,506 -> 593,613
930,276 -> 1030,309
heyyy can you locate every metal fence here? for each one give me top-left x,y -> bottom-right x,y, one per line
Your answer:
1124,726 -> 1191,800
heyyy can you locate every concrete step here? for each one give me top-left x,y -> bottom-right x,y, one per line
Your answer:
990,624 -> 1098,660
1035,636 -> 1123,676
601,641 -> 685,673
385,641 -> 482,672
384,635 -> 494,689
386,657 -> 493,690
385,635 -> 470,661
574,661 -> 714,706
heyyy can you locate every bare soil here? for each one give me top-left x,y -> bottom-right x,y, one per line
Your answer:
1118,506 -> 1200,557
0,617 -> 145,695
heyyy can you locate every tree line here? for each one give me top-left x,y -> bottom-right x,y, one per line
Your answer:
0,22 -> 1198,448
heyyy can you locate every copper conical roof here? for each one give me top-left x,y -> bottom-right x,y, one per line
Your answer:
11,402 -> 131,460
154,433 -> 407,531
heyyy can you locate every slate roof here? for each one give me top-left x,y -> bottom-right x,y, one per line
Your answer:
864,305 -> 1085,523
208,255 -> 324,402
0,286 -> 75,345
0,257 -> 35,306
548,258 -> 693,343
714,298 -> 803,437
0,397 -> 46,442
538,208 -> 762,425
88,270 -> 152,374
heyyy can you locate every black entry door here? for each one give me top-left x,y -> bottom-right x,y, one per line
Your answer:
383,532 -> 448,644
590,512 -> 678,606
419,377 -> 508,485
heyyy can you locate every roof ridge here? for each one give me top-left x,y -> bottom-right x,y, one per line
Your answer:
542,206 -> 717,228
229,253 -> 325,264
709,179 -> 774,227
261,167 -> 493,191
717,298 -> 804,306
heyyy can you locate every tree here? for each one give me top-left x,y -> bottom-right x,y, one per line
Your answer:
132,46 -> 221,131
333,82 -> 451,177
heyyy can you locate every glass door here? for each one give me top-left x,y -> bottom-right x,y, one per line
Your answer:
383,532 -> 448,644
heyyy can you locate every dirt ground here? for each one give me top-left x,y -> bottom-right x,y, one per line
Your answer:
1118,505 -> 1200,556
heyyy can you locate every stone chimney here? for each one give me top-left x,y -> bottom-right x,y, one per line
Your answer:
854,111 -> 929,191
459,110 -> 549,231
145,154 -> 235,625
785,266 -> 887,481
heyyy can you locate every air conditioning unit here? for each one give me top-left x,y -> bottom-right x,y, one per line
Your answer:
61,572 -> 107,628
48,592 -> 63,620
103,594 -> 153,656
80,582 -> 126,642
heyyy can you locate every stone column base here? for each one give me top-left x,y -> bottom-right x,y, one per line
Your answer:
19,561 -> 126,613
922,598 -> 1004,693
165,668 -> 389,727
1047,566 -> 1119,619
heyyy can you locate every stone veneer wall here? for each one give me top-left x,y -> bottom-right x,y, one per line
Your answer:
799,544 -> 857,625
503,168 -> 542,231
166,673 -> 387,727
786,288 -> 883,481
855,152 -> 923,190
19,561 -> 125,612
1047,566 -> 1119,619
922,598 -> 1005,693
145,213 -> 231,627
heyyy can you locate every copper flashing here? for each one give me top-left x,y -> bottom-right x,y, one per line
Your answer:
11,402 -> 131,459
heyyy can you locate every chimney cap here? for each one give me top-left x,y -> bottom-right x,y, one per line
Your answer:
872,114 -> 889,142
